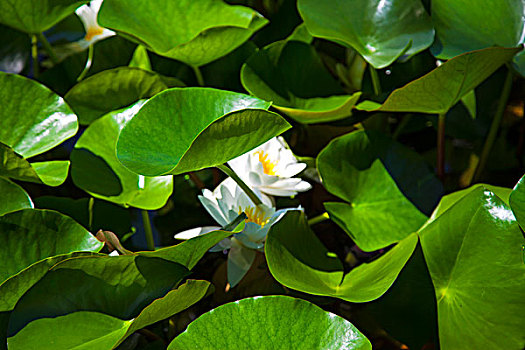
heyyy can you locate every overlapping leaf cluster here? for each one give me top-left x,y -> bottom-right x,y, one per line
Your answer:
1,0 -> 525,349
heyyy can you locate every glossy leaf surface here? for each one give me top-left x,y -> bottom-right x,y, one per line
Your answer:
420,187 -> 525,349
297,0 -> 434,68
0,0 -> 85,33
64,67 -> 178,125
0,72 -> 78,158
116,88 -> 290,176
241,40 -> 361,123
431,0 -> 525,75
99,0 -> 268,66
8,280 -> 212,349
0,177 -> 33,216
265,211 -> 418,302
359,47 -> 520,114
168,295 -> 372,350
317,130 -> 441,251
71,102 -> 174,209
0,209 -> 103,285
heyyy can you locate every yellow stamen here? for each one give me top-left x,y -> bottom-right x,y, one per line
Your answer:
85,26 -> 104,41
238,206 -> 270,227
255,150 -> 278,176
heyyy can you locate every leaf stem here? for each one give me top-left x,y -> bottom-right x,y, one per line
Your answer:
216,164 -> 262,206
472,69 -> 513,183
192,65 -> 205,86
31,34 -> 39,78
141,209 -> 155,250
393,114 -> 413,140
437,112 -> 447,181
36,32 -> 58,64
77,44 -> 94,82
88,197 -> 95,232
368,64 -> 382,96
308,212 -> 329,226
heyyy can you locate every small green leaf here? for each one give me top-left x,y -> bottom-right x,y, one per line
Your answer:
129,46 -> 152,71
420,187 -> 525,349
0,209 -> 103,285
0,0 -> 86,34
71,102 -> 174,209
359,47 -> 521,114
64,67 -> 179,125
99,0 -> 268,66
297,0 -> 434,68
431,0 -> 525,76
0,177 -> 33,216
116,88 -> 290,176
241,40 -> 361,124
317,130 -> 441,251
168,295 -> 372,350
8,280 -> 212,349
265,211 -> 417,303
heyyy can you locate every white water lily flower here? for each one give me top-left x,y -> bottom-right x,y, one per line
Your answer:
75,0 -> 115,48
174,177 -> 294,287
227,137 -> 312,197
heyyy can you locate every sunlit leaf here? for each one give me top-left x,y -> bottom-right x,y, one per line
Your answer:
0,177 -> 33,216
116,88 -> 290,176
297,0 -> 434,68
168,295 -> 372,349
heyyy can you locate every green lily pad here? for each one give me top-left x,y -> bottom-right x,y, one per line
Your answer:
431,0 -> 525,76
0,0 -> 85,34
317,130 -> 441,251
420,187 -> 525,349
0,177 -> 33,216
8,280 -> 212,349
510,174 -> 525,230
0,209 -> 103,285
64,67 -> 183,125
297,0 -> 434,68
7,255 -> 188,335
71,102 -> 174,209
0,72 -> 78,186
116,88 -> 290,176
98,0 -> 268,66
168,295 -> 372,350
241,40 -> 361,124
0,252 -> 102,314
265,211 -> 418,303
357,47 -> 521,114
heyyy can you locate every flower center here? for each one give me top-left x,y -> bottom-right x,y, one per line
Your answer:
255,150 -> 278,176
85,26 -> 104,41
239,206 -> 270,227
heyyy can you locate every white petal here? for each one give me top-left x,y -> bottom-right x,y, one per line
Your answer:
280,162 -> 307,178
227,239 -> 256,287
174,226 -> 220,240
198,195 -> 229,226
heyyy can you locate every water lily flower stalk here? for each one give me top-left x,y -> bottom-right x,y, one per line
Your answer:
174,178 -> 296,288
227,137 -> 312,197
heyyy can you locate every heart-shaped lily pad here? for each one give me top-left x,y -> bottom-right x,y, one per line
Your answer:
98,0 -> 268,66
317,129 -> 442,251
265,210 -> 418,303
420,187 -> 525,349
71,101 -> 174,210
241,40 -> 361,124
297,0 -> 434,68
116,88 -> 290,176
